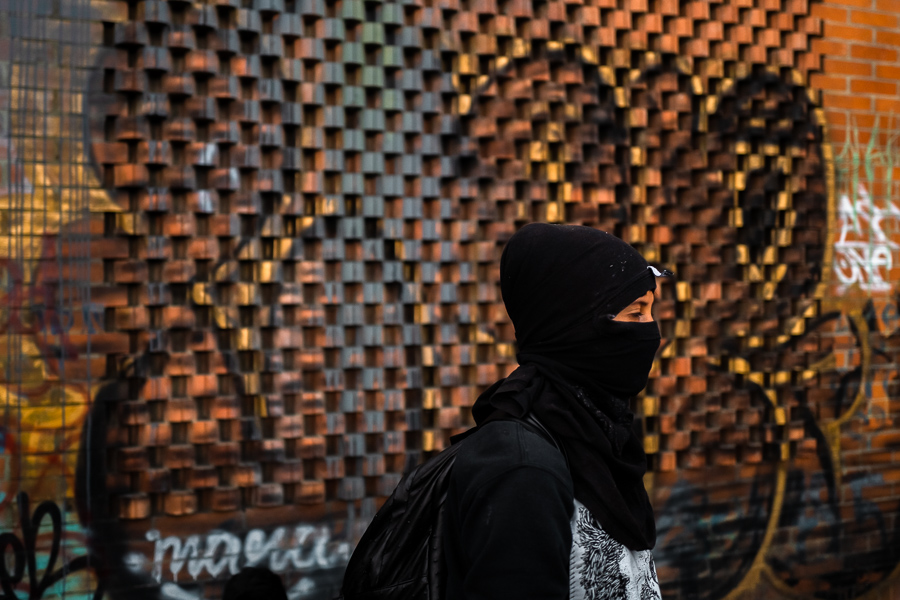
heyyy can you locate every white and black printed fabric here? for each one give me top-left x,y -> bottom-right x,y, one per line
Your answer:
569,499 -> 661,600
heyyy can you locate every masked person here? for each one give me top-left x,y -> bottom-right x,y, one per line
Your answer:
442,223 -> 664,600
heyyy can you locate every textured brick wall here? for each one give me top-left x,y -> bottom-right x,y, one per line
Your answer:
1,0 -> 900,599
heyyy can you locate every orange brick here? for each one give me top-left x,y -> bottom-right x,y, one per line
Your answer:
875,0 -> 900,10
810,73 -> 848,91
824,58 -> 871,76
875,97 -> 900,112
850,78 -> 898,95
811,4 -> 849,20
825,22 -> 873,42
849,113 -> 877,128
876,29 -> 900,46
851,43 -> 898,60
876,64 -> 900,79
824,110 -> 849,127
822,92 -> 872,111
850,8 -> 898,27
828,0 -> 874,6
812,38 -> 848,56
828,128 -> 849,144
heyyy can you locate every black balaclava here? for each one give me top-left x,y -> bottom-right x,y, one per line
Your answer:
500,222 -> 660,399
473,222 -> 662,551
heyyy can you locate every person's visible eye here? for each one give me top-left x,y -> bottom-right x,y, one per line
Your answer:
613,291 -> 655,322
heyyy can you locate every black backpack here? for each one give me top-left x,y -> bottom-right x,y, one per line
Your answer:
337,414 -> 562,600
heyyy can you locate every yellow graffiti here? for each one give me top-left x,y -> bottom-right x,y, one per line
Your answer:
0,45 -> 113,520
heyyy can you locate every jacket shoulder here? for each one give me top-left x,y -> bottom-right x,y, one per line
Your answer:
452,420 -> 569,489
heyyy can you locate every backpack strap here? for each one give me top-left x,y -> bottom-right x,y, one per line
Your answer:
469,410 -> 569,469
519,412 -> 569,469
521,412 -> 558,449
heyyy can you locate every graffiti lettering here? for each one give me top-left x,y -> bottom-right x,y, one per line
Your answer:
833,185 -> 900,292
0,493 -> 101,600
145,526 -> 351,583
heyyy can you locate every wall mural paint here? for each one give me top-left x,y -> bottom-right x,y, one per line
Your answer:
833,124 -> 900,295
2,0 -> 900,599
0,0 -> 103,598
834,184 -> 898,293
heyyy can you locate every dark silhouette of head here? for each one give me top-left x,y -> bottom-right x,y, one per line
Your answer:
222,567 -> 288,600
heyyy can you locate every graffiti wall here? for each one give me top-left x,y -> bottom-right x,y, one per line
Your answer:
1,0 -> 899,598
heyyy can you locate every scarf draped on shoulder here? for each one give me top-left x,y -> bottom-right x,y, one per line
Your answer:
473,363 -> 657,551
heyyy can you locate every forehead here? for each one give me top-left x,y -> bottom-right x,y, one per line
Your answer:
627,291 -> 655,305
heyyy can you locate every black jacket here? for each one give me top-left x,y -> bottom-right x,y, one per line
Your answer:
442,420 -> 574,600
